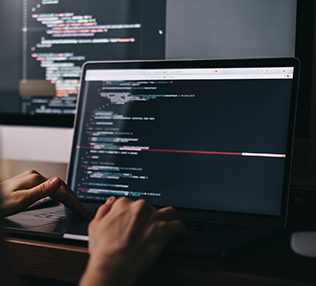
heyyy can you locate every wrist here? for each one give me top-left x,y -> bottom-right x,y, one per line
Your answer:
81,252 -> 136,286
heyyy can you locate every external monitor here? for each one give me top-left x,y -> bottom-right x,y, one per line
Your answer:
1,0 -> 310,177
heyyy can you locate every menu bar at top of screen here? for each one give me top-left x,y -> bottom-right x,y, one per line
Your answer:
85,67 -> 294,81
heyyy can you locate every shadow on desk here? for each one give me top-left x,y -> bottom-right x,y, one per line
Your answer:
19,275 -> 76,286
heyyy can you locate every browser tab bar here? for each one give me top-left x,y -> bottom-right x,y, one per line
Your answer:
85,67 -> 294,81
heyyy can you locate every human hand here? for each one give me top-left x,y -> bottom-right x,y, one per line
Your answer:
0,170 -> 88,218
80,197 -> 186,286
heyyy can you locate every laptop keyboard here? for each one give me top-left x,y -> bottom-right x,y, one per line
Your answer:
35,208 -> 248,237
183,220 -> 248,235
84,214 -> 248,236
88,212 -> 97,222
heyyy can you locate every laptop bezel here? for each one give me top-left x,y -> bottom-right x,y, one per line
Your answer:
67,58 -> 300,227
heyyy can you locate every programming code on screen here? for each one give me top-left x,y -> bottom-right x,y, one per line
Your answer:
18,0 -> 165,115
71,68 -> 294,215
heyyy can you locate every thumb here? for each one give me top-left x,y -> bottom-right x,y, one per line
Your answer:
24,177 -> 61,206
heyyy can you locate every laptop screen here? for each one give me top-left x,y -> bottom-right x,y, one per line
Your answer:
70,63 -> 295,216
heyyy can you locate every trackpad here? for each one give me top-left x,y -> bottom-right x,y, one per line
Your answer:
3,205 -> 67,228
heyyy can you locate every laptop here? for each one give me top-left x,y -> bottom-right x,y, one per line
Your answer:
4,58 -> 300,257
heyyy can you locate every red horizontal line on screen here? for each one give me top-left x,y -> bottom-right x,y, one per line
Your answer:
76,146 -> 286,158
142,149 -> 286,158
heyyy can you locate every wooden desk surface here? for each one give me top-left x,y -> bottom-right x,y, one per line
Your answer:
6,237 -> 88,283
5,235 -> 316,286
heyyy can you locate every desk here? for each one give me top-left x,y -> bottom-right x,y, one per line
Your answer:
6,237 -> 88,283
5,231 -> 316,286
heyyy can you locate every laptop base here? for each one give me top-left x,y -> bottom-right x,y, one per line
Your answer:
3,204 -> 278,258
